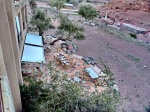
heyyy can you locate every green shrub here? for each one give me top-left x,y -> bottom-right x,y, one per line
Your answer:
86,0 -> 92,2
78,5 -> 98,21
129,33 -> 137,39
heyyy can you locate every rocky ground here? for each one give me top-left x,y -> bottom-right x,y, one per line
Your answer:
47,14 -> 150,111
35,0 -> 150,111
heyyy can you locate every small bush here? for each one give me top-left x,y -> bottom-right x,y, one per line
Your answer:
86,0 -> 92,2
129,33 -> 137,39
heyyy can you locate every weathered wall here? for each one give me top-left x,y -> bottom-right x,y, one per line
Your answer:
0,0 -> 22,111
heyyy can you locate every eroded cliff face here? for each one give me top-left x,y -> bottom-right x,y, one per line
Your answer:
97,0 -> 150,29
112,0 -> 150,12
99,0 -> 150,12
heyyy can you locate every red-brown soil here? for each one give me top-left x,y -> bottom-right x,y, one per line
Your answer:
98,0 -> 150,30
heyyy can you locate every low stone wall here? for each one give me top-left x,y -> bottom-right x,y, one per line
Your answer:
121,23 -> 148,34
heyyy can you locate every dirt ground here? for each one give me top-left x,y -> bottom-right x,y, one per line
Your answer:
72,23 -> 150,111
44,13 -> 150,111
28,0 -> 150,111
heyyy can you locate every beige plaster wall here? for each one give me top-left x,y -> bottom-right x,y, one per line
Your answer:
0,0 -> 24,111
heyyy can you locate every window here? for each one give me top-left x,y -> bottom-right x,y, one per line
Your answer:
15,15 -> 21,47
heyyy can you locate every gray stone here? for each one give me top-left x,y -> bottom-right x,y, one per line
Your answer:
90,23 -> 95,26
62,48 -> 67,51
71,49 -> 76,53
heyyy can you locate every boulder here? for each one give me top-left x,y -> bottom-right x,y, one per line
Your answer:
72,44 -> 78,50
71,49 -> 76,53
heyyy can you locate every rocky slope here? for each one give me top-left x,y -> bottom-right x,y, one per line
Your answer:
100,0 -> 150,12
97,0 -> 150,29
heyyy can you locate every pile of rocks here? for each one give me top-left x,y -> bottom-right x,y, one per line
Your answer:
61,43 -> 78,54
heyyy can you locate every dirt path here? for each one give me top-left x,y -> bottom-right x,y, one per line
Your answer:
73,25 -> 150,112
